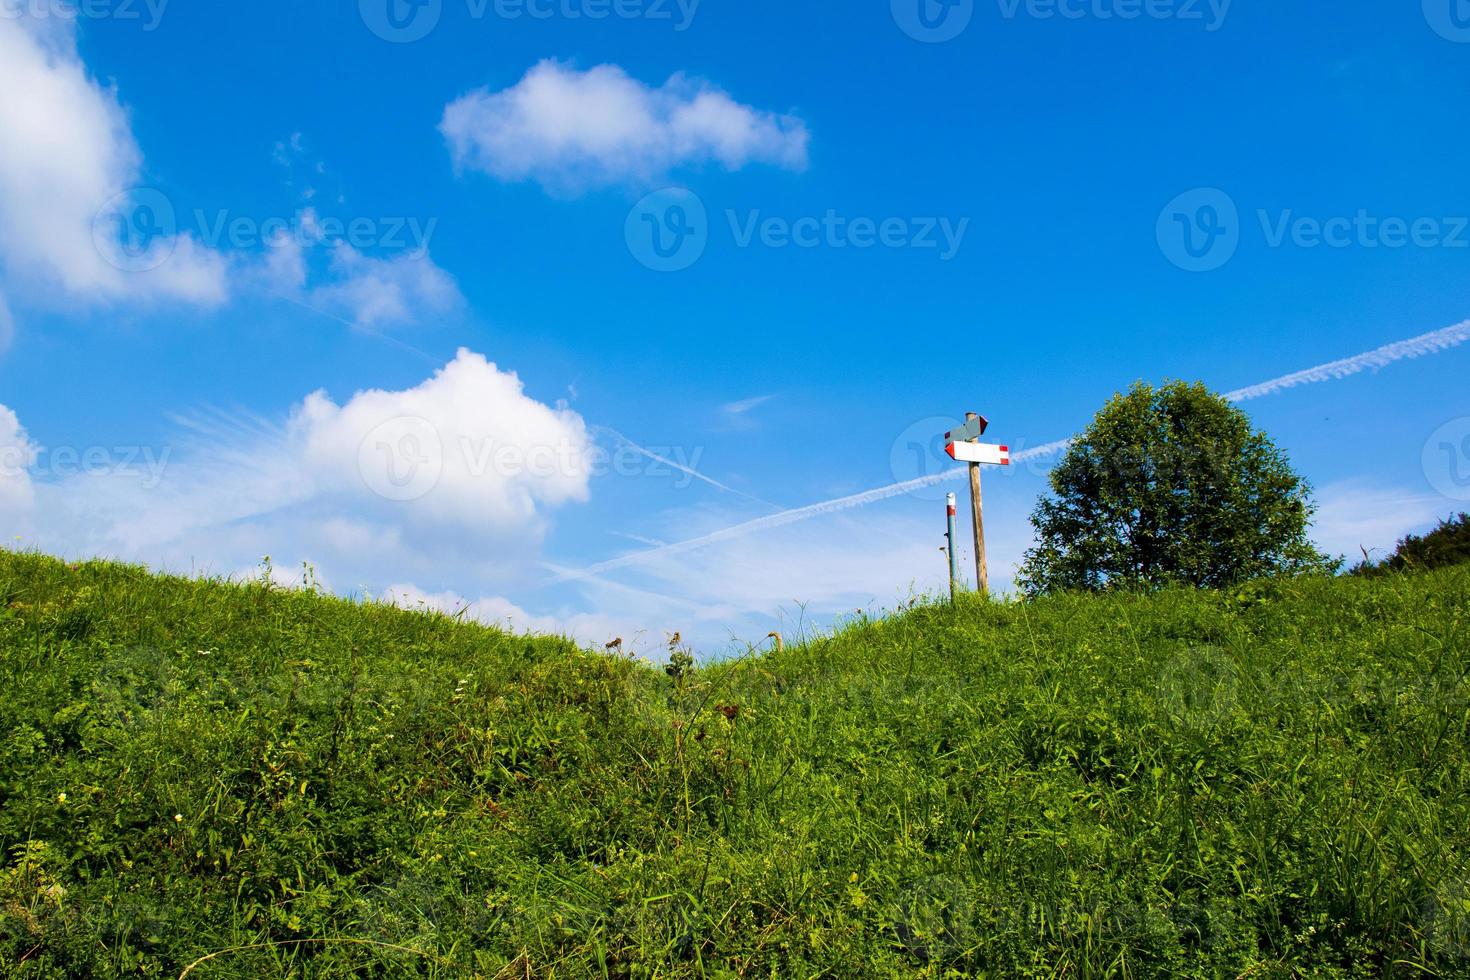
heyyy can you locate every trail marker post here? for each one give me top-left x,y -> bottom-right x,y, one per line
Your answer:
945,492 -> 959,603
944,413 -> 1010,596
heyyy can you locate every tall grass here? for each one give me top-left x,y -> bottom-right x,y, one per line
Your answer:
0,550 -> 1466,977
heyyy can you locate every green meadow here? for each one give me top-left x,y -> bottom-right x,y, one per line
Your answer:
1,550 -> 1467,977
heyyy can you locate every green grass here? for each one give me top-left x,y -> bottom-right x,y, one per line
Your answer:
1,550 -> 1467,978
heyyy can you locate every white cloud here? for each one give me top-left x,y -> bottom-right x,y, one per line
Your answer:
0,15 -> 228,309
293,348 -> 591,532
310,245 -> 461,329
718,394 -> 776,431
441,60 -> 809,193
1310,480 -> 1449,563
252,211 -> 463,330
9,349 -> 593,589
0,403 -> 38,516
0,293 -> 14,356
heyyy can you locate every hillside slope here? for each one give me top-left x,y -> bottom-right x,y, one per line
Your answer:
1,551 -> 1467,977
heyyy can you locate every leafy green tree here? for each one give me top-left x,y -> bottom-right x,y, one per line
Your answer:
1353,512 -> 1470,576
1018,381 -> 1328,595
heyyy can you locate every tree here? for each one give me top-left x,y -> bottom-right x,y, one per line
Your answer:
1352,513 -> 1470,576
1017,381 -> 1328,595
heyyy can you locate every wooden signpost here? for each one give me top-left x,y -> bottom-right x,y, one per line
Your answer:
944,413 -> 1009,596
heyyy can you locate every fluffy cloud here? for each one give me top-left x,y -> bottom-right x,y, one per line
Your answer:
441,60 -> 809,193
9,350 -> 592,587
0,404 -> 37,516
0,15 -> 228,309
292,348 -> 591,532
308,245 -> 461,329
253,212 -> 463,330
0,17 -> 452,343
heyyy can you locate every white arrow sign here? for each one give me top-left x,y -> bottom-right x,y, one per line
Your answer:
946,442 -> 1010,466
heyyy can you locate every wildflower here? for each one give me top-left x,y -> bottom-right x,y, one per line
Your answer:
57,792 -> 67,803
174,813 -> 183,823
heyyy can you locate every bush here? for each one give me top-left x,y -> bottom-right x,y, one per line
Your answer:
1354,512 -> 1470,576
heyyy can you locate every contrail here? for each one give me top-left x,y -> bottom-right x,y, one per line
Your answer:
556,319 -> 1470,584
1225,319 -> 1470,402
555,437 -> 1077,582
595,426 -> 777,507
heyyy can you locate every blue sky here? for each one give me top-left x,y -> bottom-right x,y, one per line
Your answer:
1,0 -> 1468,654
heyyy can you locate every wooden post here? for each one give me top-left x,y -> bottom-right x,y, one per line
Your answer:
965,412 -> 988,596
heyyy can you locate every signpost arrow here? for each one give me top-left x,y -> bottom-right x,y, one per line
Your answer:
945,415 -> 988,443
945,442 -> 1010,466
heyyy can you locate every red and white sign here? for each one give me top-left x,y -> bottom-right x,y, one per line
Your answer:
946,442 -> 1010,466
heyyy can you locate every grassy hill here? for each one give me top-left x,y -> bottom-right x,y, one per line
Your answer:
1,550 -> 1467,978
